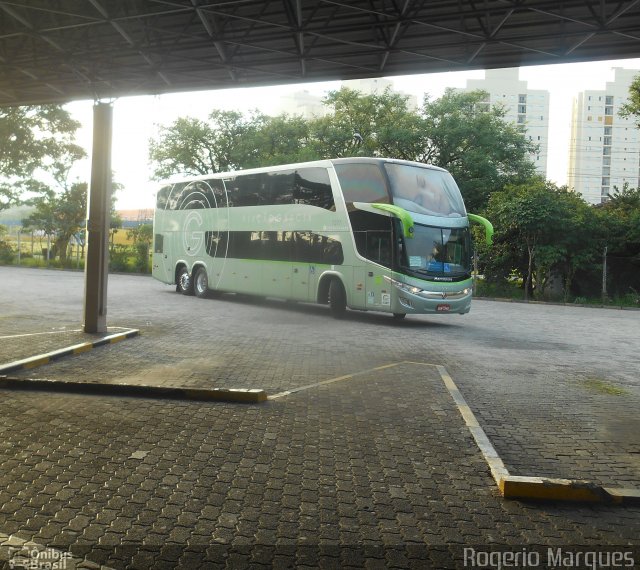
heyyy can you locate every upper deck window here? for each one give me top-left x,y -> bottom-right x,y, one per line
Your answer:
334,163 -> 389,205
159,167 -> 334,210
384,163 -> 466,218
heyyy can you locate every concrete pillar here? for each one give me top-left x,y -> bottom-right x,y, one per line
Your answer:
83,102 -> 113,333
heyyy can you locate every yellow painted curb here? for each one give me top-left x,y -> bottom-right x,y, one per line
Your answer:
22,356 -> 50,369
500,476 -> 613,502
0,329 -> 139,375
185,388 -> 268,403
410,362 -> 639,505
266,360 -> 640,503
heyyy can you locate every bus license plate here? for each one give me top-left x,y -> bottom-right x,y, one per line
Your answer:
436,304 -> 451,312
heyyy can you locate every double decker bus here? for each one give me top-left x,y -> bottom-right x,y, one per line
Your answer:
152,158 -> 492,319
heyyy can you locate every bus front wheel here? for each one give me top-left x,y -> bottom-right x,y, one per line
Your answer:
194,267 -> 209,299
329,279 -> 347,318
177,266 -> 194,296
393,313 -> 406,320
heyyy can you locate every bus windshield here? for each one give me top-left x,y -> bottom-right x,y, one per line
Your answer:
385,163 -> 466,218
400,224 -> 471,279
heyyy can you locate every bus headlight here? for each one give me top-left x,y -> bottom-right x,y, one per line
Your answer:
384,276 -> 472,300
384,276 -> 422,294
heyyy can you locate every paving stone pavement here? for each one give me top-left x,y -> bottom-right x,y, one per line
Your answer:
1,266 -> 639,568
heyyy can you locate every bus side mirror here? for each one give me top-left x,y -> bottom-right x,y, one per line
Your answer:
467,214 -> 493,246
371,203 -> 414,239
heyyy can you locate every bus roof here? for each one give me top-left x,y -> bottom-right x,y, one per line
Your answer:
159,158 -> 448,186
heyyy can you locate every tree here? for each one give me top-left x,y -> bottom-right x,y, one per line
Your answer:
597,185 -> 640,298
149,111 -> 266,178
421,89 -> 538,212
484,179 -> 589,301
0,223 -> 13,263
0,105 -> 84,210
149,110 -> 321,179
148,88 -> 537,213
309,87 -> 423,159
619,74 -> 640,125
22,181 -> 87,262
253,114 -> 316,166
553,191 -> 601,301
127,223 -> 153,273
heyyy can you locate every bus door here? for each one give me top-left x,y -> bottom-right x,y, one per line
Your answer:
152,231 -> 174,284
291,263 -> 310,301
364,229 -> 394,310
291,231 -> 310,301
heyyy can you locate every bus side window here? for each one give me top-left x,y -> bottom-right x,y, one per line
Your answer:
366,232 -> 393,267
323,238 -> 344,265
207,178 -> 227,208
235,174 -> 266,206
165,182 -> 185,210
268,170 -> 295,205
156,185 -> 171,210
179,180 -> 218,209
348,210 -> 394,268
294,168 -> 334,210
223,176 -> 238,207
205,231 -> 227,258
154,234 -> 163,254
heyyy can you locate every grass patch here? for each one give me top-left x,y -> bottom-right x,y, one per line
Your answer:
580,377 -> 628,396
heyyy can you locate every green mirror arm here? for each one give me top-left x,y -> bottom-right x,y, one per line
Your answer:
371,203 -> 414,239
468,213 -> 494,246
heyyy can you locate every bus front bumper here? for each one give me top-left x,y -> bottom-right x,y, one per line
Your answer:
385,276 -> 473,315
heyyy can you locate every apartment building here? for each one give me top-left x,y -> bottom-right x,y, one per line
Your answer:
567,68 -> 640,204
460,68 -> 550,177
276,89 -> 328,119
275,78 -> 418,118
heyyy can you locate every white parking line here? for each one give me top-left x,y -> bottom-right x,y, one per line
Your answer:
0,326 -> 131,340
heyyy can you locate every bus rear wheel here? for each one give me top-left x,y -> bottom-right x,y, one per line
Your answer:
328,279 -> 347,318
194,267 -> 209,298
392,313 -> 406,320
177,266 -> 194,296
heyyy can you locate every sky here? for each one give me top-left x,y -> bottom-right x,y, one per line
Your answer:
65,58 -> 640,210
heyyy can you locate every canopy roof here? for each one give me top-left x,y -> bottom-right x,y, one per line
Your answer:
1,0 -> 640,106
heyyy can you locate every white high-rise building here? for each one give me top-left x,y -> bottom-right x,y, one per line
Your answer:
276,89 -> 327,119
567,68 -> 640,204
342,78 -> 418,110
459,68 -> 550,177
274,78 -> 418,119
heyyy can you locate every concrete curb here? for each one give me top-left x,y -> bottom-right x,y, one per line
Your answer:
0,329 -> 140,375
0,327 -> 267,404
499,476 -> 640,504
475,296 -> 640,311
0,376 -> 267,403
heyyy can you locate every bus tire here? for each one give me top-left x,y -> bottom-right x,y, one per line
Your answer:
177,266 -> 194,296
194,266 -> 209,299
328,279 -> 347,318
393,313 -> 406,320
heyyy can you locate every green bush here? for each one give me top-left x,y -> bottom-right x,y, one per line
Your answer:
0,240 -> 15,263
474,278 -> 522,299
109,245 -> 132,272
